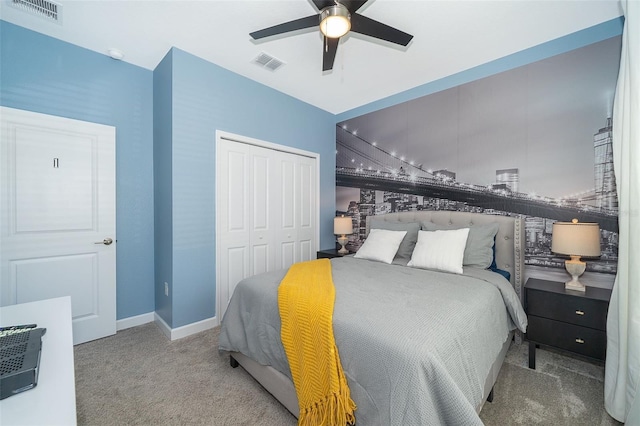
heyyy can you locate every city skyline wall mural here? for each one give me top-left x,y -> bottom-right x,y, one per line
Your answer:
335,36 -> 621,277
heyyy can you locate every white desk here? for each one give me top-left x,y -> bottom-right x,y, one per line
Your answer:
0,297 -> 77,425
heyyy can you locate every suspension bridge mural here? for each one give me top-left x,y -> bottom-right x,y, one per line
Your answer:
336,36 -> 621,275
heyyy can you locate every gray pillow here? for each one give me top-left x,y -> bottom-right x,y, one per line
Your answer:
420,221 -> 500,268
370,220 -> 420,265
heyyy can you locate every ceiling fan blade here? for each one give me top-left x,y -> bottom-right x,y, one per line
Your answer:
350,14 -> 413,46
250,14 -> 319,40
322,36 -> 339,71
341,1 -> 369,13
311,0 -> 337,11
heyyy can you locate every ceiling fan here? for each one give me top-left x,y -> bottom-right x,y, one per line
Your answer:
250,0 -> 413,72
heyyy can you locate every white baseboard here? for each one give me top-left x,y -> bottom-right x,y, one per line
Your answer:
154,313 -> 218,341
116,312 -> 155,331
154,312 -> 172,339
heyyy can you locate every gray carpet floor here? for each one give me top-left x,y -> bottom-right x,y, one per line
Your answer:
74,323 -> 621,425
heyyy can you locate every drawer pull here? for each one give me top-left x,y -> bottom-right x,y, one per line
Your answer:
575,310 -> 585,316
576,338 -> 585,344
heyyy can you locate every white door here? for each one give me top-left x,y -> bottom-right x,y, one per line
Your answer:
0,107 -> 116,345
216,133 -> 318,321
273,152 -> 317,268
296,155 -> 317,263
275,151 -> 297,270
217,139 -> 251,321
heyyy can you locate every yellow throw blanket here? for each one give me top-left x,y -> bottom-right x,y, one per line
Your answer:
278,259 -> 356,426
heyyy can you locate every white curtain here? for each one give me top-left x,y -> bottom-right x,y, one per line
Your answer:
605,0 -> 640,424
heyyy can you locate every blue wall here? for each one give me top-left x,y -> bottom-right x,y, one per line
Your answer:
153,50 -> 174,325
155,48 -> 335,328
0,20 -> 155,320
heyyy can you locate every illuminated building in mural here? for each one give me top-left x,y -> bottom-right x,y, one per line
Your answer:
433,170 -> 456,181
594,118 -> 617,212
496,168 -> 519,193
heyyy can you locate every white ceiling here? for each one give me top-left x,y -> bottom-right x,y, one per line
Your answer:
0,0 -> 623,114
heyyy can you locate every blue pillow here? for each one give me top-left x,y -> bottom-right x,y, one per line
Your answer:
489,236 -> 511,281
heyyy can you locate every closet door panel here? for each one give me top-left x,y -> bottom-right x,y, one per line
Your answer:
252,244 -> 269,276
218,140 -> 251,311
250,150 -> 273,274
275,154 -> 297,270
280,158 -> 296,230
297,157 -> 316,263
224,149 -> 249,234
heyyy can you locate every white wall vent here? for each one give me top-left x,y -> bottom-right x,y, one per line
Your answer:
10,0 -> 62,24
252,52 -> 285,72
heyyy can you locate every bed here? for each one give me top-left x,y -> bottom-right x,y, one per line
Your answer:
218,211 -> 528,425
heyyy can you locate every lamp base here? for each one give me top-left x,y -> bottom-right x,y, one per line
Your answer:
565,279 -> 586,292
564,256 -> 587,292
337,236 -> 349,254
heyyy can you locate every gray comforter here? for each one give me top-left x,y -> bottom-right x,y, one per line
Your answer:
219,256 -> 528,426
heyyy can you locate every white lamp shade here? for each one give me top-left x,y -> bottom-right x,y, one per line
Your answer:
319,4 -> 351,38
334,216 -> 353,235
551,220 -> 601,257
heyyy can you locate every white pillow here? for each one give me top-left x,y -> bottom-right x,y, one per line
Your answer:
408,228 -> 470,274
354,229 -> 407,264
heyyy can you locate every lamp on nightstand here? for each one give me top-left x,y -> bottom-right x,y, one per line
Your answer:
551,219 -> 601,292
334,215 -> 353,254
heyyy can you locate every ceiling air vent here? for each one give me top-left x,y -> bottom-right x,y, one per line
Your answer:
252,52 -> 285,72
10,0 -> 62,23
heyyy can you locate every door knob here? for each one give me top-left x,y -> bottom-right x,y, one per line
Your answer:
95,238 -> 113,245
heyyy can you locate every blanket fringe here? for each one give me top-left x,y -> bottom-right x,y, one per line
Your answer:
298,370 -> 357,426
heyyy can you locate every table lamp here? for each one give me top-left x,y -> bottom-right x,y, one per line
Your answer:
551,219 -> 601,292
334,215 -> 353,254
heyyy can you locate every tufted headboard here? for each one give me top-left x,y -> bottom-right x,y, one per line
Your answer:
365,211 -> 526,303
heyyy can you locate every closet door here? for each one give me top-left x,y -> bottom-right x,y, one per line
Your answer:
297,155 -> 316,263
217,140 -> 251,320
217,136 -> 317,320
270,149 -> 317,268
274,151 -> 297,270
250,145 -> 276,276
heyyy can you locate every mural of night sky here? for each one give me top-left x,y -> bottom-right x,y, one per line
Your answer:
336,36 -> 622,277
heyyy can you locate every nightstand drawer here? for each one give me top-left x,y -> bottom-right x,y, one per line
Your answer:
527,316 -> 607,360
526,289 -> 608,330
317,251 -> 335,259
317,249 -> 351,259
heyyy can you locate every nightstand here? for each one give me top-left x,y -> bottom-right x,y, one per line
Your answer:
316,249 -> 350,259
524,278 -> 612,369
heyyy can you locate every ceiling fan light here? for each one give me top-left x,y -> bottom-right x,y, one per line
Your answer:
319,4 -> 351,38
